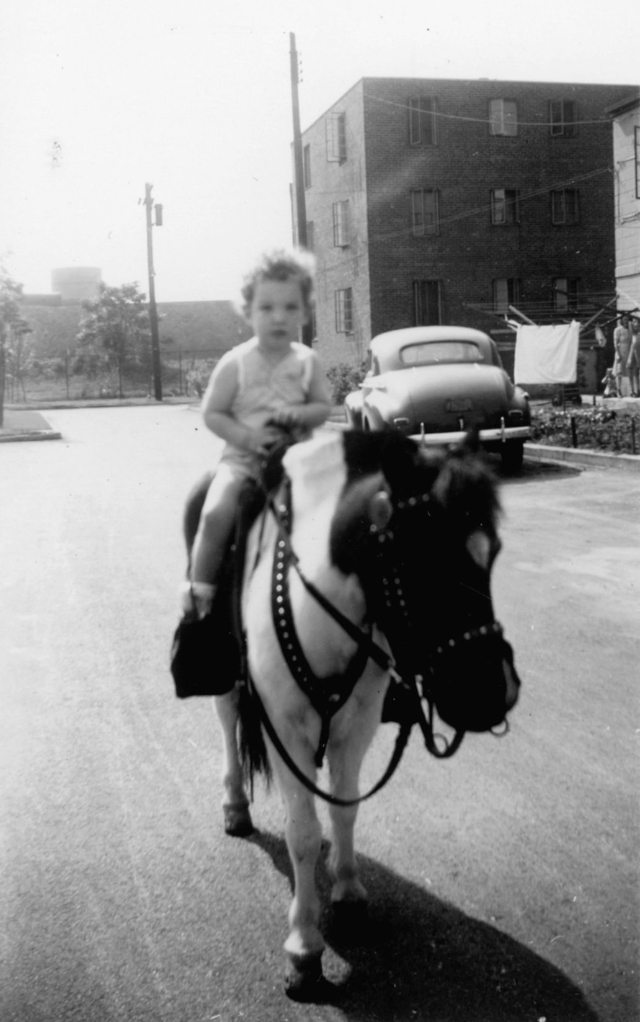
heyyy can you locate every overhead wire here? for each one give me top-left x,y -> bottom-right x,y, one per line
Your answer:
361,91 -> 616,128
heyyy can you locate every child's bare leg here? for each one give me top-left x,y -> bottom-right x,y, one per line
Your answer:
186,465 -> 246,616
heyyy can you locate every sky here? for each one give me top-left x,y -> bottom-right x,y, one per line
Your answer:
1,0 -> 638,303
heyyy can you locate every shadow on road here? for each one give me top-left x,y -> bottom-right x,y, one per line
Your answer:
494,458 -> 581,485
250,829 -> 599,1022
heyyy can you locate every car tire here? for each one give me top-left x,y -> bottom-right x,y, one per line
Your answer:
501,440 -> 524,474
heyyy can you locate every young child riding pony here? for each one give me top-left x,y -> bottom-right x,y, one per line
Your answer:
185,247 -> 331,617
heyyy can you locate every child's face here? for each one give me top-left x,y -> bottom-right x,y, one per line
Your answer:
249,279 -> 308,349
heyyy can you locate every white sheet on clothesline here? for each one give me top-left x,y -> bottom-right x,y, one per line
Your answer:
514,321 -> 580,384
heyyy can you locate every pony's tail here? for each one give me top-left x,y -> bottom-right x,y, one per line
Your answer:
238,678 -> 272,797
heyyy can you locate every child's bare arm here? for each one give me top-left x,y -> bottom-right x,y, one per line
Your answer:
278,359 -> 333,429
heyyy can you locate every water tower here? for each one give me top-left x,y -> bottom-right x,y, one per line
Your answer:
51,267 -> 102,303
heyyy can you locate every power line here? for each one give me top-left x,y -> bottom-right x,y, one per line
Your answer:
362,91 -> 615,129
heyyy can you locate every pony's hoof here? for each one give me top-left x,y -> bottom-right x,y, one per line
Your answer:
284,953 -> 330,1003
222,801 -> 253,837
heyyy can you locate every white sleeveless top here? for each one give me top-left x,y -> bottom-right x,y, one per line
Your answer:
211,336 -> 317,475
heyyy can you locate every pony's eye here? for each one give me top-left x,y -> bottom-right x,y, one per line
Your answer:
466,531 -> 494,569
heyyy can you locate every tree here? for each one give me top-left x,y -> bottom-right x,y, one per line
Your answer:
0,267 -> 31,426
75,282 -> 151,399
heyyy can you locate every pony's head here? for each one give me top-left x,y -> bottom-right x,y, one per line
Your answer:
330,431 -> 520,733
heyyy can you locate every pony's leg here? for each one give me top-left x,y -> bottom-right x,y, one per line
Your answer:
326,800 -> 367,908
326,761 -> 368,911
326,686 -> 387,910
213,687 -> 253,837
268,740 -> 326,1000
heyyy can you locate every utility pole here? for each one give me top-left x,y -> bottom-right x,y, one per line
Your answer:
289,33 -> 312,346
144,182 -> 163,400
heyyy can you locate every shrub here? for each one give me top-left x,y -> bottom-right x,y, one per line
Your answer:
531,405 -> 640,454
326,360 -> 368,405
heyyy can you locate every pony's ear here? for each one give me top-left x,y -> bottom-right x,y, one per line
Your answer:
368,490 -> 393,531
452,426 -> 481,458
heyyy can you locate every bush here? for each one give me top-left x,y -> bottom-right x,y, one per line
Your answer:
531,405 -> 640,454
326,360 -> 368,405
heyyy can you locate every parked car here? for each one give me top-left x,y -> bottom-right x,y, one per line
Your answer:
344,326 -> 531,472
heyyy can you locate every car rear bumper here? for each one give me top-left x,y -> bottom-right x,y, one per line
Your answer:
409,425 -> 531,446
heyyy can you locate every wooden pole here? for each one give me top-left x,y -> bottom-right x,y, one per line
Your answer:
289,33 -> 313,347
145,183 -> 163,400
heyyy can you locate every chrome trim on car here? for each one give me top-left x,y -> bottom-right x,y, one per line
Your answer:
409,426 -> 531,446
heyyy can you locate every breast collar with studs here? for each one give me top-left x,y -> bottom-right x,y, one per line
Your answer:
270,481 -> 374,767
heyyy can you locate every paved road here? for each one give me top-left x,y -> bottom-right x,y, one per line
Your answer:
0,406 -> 637,1022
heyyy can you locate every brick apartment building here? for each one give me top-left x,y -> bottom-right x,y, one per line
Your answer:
297,77 -> 632,369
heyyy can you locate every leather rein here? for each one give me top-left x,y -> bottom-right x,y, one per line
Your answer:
244,479 -> 494,808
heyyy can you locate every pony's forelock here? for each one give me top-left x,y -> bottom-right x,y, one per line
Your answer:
431,451 -> 501,533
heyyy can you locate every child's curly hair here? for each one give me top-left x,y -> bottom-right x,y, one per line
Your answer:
240,248 -> 315,318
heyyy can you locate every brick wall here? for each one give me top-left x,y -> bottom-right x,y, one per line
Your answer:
301,81 -> 371,370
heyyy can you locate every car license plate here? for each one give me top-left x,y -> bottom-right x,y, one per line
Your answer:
445,398 -> 472,412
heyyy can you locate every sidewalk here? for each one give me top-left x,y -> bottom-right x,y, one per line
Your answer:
0,408 -> 61,443
0,395 -> 191,442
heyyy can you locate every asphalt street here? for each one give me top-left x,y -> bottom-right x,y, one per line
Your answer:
0,405 -> 637,1022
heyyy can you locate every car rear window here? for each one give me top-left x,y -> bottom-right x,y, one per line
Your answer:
400,342 -> 485,365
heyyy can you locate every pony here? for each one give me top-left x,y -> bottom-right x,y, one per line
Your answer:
182,428 -> 521,1001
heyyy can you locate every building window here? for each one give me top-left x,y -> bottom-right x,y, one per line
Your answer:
553,277 -> 579,310
413,280 -> 441,325
489,99 -> 518,136
326,112 -> 347,163
635,127 -> 640,200
335,288 -> 353,333
551,189 -> 579,224
550,100 -> 577,137
332,201 -> 350,247
491,188 -> 520,224
493,278 -> 521,313
306,222 -> 314,252
411,189 -> 440,235
409,97 -> 437,145
303,145 -> 311,188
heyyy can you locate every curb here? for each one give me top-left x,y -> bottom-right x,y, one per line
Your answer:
523,443 -> 640,473
0,430 -> 62,444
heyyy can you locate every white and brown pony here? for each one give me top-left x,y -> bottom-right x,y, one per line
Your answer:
186,428 -> 520,1001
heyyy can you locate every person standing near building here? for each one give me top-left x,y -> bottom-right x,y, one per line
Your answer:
613,314 -> 632,397
627,316 -> 640,397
